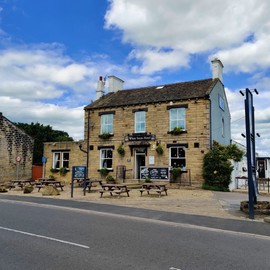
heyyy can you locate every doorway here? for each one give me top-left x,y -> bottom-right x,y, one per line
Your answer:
257,159 -> 266,179
135,149 -> 146,179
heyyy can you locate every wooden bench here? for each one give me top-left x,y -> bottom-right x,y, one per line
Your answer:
113,189 -> 131,198
99,189 -> 114,198
36,182 -> 65,192
139,188 -> 168,197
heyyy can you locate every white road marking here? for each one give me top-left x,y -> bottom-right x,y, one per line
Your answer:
0,226 -> 89,249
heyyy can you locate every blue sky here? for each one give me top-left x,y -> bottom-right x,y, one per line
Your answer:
0,0 -> 270,156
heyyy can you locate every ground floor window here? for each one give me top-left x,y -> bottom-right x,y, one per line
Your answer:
100,148 -> 113,169
170,146 -> 186,170
52,152 -> 70,169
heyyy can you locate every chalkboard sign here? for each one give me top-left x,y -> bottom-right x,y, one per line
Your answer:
71,166 -> 87,198
140,166 -> 169,180
72,166 -> 87,179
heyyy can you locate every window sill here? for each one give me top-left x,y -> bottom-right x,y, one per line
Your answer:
97,169 -> 114,172
167,130 -> 187,135
98,133 -> 114,139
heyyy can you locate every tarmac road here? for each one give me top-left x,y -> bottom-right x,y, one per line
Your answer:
1,192 -> 270,237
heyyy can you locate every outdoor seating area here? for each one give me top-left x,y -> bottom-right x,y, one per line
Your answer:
2,178 -> 66,193
1,178 -> 171,199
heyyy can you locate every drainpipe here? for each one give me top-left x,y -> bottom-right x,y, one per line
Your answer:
79,110 -> 90,178
209,98 -> 212,149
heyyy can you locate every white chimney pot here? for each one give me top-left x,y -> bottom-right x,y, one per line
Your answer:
108,75 -> 124,93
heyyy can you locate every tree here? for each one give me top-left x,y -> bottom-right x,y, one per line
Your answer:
15,122 -> 73,164
203,141 -> 245,191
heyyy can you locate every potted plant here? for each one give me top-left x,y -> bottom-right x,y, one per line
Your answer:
100,168 -> 109,177
106,175 -> 115,184
171,167 -> 181,182
144,177 -> 152,183
59,167 -> 68,176
155,143 -> 163,155
50,168 -> 58,174
171,126 -> 183,135
117,144 -> 125,155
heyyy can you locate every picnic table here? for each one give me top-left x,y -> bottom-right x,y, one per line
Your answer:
83,179 -> 103,193
9,179 -> 32,190
99,183 -> 130,198
35,179 -> 65,192
139,183 -> 168,197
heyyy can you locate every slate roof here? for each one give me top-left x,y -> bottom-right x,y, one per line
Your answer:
85,78 -> 218,110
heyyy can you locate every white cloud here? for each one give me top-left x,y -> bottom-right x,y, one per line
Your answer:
129,49 -> 189,74
106,0 -> 270,75
0,42 -> 165,140
0,96 -> 84,140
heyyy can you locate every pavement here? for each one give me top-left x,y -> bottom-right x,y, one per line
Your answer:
1,184 -> 270,222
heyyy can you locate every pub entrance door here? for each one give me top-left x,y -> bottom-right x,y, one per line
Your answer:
135,149 -> 146,179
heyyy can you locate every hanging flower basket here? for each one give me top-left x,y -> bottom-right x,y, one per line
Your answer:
117,145 -> 125,156
155,144 -> 164,155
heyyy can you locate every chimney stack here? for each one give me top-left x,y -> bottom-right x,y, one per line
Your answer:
96,76 -> 105,100
211,58 -> 224,83
108,75 -> 124,93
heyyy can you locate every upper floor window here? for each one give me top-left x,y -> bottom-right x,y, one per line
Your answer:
101,114 -> 114,134
135,111 -> 146,133
219,95 -> 225,111
52,151 -> 69,169
170,108 -> 186,131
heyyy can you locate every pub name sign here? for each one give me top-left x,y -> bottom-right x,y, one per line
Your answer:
125,133 -> 156,142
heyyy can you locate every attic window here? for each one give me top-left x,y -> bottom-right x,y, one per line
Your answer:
156,86 -> 164,89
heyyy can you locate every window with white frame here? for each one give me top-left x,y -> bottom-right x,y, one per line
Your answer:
170,108 -> 186,131
135,111 -> 146,133
101,114 -> 113,134
100,148 -> 113,169
170,146 -> 186,170
52,151 -> 70,169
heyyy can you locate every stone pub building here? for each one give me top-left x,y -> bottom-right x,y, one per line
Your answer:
81,59 -> 231,185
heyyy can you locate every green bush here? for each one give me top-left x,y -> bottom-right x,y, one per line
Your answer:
203,141 -> 244,191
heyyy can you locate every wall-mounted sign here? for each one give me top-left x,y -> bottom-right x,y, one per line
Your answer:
149,156 -> 155,165
125,133 -> 156,142
140,166 -> 169,180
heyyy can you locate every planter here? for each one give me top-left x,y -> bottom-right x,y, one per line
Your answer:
168,127 -> 187,135
100,168 -> 109,177
240,201 -> 270,215
99,133 -> 114,140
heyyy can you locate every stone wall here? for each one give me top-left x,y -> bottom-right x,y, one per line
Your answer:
0,113 -> 34,181
43,141 -> 85,183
